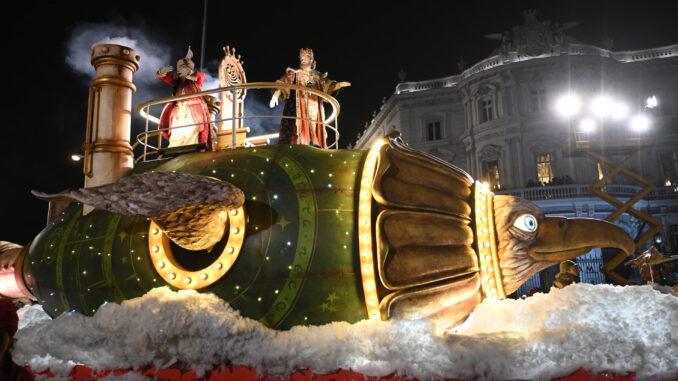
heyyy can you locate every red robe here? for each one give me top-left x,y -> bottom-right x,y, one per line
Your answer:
158,72 -> 211,146
276,68 -> 338,148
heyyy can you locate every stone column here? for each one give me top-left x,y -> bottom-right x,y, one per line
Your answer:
503,137 -> 514,188
84,44 -> 140,213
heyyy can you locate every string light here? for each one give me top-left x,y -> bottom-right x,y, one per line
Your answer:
474,181 -> 506,300
358,138 -> 386,320
148,205 -> 245,289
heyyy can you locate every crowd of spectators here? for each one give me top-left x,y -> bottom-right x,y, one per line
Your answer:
525,175 -> 573,188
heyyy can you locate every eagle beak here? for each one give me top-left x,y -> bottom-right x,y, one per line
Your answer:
528,217 -> 635,262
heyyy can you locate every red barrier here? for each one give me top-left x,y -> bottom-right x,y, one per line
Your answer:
25,365 -> 644,381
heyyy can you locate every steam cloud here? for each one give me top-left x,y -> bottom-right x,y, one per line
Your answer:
65,23 -> 174,139
66,23 -> 282,140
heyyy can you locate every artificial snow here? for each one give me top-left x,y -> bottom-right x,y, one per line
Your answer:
13,284 -> 678,380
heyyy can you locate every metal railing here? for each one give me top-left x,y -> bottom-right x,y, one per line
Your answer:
134,82 -> 341,161
497,184 -> 678,201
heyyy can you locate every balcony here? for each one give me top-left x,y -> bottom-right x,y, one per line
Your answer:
496,184 -> 678,201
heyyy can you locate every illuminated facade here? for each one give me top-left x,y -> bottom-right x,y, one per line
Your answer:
354,12 -> 678,293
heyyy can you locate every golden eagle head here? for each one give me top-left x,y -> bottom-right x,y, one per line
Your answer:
492,195 -> 635,295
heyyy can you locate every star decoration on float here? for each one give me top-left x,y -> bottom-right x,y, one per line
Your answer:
278,216 -> 291,230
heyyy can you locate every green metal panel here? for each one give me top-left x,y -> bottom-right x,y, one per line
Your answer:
26,145 -> 370,329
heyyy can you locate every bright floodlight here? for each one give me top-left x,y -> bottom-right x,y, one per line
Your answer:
555,94 -> 581,117
611,102 -> 629,120
71,154 -> 83,162
590,96 -> 614,118
579,118 -> 596,133
629,114 -> 650,132
646,95 -> 658,109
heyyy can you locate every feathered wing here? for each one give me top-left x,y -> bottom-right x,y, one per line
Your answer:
32,172 -> 245,250
31,172 -> 244,217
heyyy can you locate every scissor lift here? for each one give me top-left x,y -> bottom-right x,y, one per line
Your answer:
574,135 -> 662,284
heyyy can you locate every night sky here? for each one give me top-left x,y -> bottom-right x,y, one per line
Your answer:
3,0 -> 677,244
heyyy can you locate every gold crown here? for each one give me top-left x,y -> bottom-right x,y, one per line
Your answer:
299,48 -> 314,58
222,45 -> 244,65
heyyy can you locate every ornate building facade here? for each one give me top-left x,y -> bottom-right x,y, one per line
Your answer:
354,11 -> 678,294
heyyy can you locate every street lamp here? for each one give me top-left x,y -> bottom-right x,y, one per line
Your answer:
555,91 -> 660,285
554,94 -> 581,118
555,92 -> 651,134
629,114 -> 651,132
579,118 -> 596,133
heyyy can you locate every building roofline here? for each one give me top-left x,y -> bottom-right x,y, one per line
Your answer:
395,42 -> 678,95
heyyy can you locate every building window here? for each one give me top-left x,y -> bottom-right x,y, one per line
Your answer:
530,89 -> 547,113
670,225 -> 678,254
659,152 -> 678,186
483,160 -> 501,190
536,153 -> 554,184
479,98 -> 494,123
425,120 -> 442,141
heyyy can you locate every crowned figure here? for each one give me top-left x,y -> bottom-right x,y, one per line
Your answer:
156,47 -> 212,148
269,48 -> 350,148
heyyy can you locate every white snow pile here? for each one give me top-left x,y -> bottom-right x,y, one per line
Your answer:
13,284 -> 678,380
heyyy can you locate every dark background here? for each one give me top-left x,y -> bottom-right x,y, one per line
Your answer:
3,0 -> 677,244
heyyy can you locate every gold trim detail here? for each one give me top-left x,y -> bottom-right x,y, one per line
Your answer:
91,56 -> 140,73
148,205 -> 246,289
91,77 -> 137,93
358,139 -> 387,320
91,139 -> 134,154
474,181 -> 505,299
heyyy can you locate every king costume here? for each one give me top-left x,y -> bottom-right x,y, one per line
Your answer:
157,48 -> 212,148
274,49 -> 346,148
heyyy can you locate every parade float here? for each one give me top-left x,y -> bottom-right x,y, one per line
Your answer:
0,43 -> 677,380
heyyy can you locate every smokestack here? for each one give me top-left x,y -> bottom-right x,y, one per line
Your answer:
83,44 -> 140,213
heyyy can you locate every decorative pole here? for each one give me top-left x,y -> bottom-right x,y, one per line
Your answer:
83,44 -> 140,213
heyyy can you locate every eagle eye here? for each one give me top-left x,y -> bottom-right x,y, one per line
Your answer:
513,214 -> 538,232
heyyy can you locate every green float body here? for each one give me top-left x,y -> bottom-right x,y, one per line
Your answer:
26,145 -> 370,329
